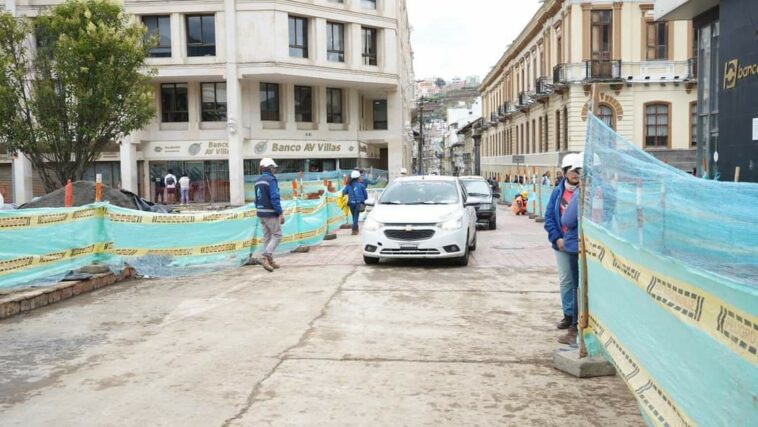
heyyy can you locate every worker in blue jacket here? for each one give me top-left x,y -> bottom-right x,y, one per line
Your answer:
343,170 -> 368,235
544,153 -> 581,334
558,160 -> 581,345
255,158 -> 283,272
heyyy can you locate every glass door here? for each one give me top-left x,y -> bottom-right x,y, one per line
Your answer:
591,10 -> 613,78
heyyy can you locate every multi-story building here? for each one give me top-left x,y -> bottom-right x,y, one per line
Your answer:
1,0 -> 414,205
478,0 -> 697,180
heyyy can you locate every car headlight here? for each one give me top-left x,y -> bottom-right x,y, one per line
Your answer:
364,217 -> 383,231
438,216 -> 463,230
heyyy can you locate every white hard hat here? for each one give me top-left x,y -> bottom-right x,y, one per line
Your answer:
570,152 -> 585,171
350,170 -> 361,179
400,168 -> 408,175
561,153 -> 579,170
260,158 -> 277,168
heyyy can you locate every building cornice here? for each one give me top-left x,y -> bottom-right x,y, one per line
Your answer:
480,0 -> 564,91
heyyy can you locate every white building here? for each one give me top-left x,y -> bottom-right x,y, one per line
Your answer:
2,0 -> 415,205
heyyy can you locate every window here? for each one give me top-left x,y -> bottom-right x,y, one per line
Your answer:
260,83 -> 280,121
590,10 -> 613,78
690,102 -> 697,147
201,82 -> 227,122
294,86 -> 313,122
143,15 -> 171,58
646,22 -> 668,60
562,107 -> 568,150
644,103 -> 670,148
327,88 -> 343,124
186,15 -> 215,56
373,100 -> 387,130
555,110 -> 561,151
361,0 -> 377,10
362,27 -> 378,66
289,16 -> 308,58
161,83 -> 188,122
327,22 -> 345,62
598,104 -> 615,129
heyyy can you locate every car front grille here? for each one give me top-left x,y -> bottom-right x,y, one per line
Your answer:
380,248 -> 441,255
384,229 -> 436,241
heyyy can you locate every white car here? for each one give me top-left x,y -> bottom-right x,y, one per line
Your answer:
361,176 -> 477,266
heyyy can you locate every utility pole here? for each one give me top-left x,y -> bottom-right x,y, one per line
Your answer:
417,97 -> 425,175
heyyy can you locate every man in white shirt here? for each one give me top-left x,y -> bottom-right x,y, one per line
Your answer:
178,173 -> 191,205
164,171 -> 177,204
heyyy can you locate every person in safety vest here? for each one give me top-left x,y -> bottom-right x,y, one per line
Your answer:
511,190 -> 529,215
255,158 -> 284,272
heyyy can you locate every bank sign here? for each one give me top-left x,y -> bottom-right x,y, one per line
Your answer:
144,141 -> 229,160
723,59 -> 758,90
246,140 -> 358,158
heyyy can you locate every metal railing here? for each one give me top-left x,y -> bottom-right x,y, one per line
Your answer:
535,76 -> 552,96
584,59 -> 622,81
687,57 -> 697,80
517,91 -> 533,107
553,63 -> 568,85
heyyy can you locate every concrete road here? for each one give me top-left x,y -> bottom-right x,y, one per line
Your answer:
0,205 -> 643,426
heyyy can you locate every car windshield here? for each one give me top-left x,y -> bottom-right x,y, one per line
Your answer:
462,180 -> 491,196
379,180 -> 460,205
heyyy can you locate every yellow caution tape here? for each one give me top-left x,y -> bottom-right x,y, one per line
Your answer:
584,234 -> 757,364
0,241 -> 110,275
0,206 -> 106,230
587,316 -> 695,427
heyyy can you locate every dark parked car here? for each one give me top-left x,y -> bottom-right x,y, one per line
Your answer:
459,176 -> 499,229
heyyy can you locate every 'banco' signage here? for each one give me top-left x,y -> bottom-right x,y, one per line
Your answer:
723,58 -> 758,90
246,140 -> 358,159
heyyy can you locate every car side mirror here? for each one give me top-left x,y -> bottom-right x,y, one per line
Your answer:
365,198 -> 375,207
464,200 -> 478,207
493,193 -> 501,199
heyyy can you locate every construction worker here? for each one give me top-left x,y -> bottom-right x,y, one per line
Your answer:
511,190 -> 529,215
557,154 -> 583,345
255,158 -> 284,272
343,170 -> 368,235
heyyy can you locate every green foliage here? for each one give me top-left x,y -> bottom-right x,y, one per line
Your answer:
0,0 -> 155,192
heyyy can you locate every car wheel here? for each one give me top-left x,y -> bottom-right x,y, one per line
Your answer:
489,217 -> 497,230
454,236 -> 470,267
363,255 -> 380,265
470,234 -> 477,251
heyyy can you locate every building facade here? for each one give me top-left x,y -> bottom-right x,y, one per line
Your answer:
478,0 -> 697,180
657,0 -> 758,182
1,0 -> 414,205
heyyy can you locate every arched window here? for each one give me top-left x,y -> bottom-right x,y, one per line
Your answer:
598,104 -> 615,129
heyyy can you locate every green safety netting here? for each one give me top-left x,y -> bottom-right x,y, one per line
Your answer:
244,169 -> 389,201
580,113 -> 757,426
0,192 -> 350,290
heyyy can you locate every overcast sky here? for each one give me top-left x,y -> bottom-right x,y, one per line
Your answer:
407,0 -> 543,81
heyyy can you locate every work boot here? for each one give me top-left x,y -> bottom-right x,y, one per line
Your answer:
261,256 -> 275,272
351,229 -> 359,235
556,315 -> 572,330
269,258 -> 281,269
557,325 -> 578,345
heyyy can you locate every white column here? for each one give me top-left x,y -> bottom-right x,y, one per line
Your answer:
4,0 -> 17,16
318,85 -> 328,129
119,135 -> 138,192
12,153 -> 33,204
225,0 -> 245,206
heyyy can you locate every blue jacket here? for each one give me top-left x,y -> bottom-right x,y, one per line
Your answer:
342,180 -> 368,205
561,192 -> 580,254
544,178 -> 567,250
255,171 -> 282,217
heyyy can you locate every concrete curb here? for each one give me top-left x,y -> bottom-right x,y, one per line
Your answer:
0,268 -> 134,321
553,348 -> 616,378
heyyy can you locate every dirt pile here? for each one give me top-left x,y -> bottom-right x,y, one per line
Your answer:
20,181 -> 139,209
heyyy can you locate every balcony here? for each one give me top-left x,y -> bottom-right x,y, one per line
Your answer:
517,91 -> 534,108
687,57 -> 697,80
535,76 -> 553,97
553,64 -> 568,85
584,59 -> 622,81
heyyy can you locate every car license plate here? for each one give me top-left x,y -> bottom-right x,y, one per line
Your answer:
400,244 -> 418,250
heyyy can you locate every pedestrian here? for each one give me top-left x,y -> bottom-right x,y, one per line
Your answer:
179,172 -> 190,205
343,170 -> 368,235
554,171 -> 563,187
164,170 -> 177,204
557,155 -> 583,345
541,172 -> 551,186
544,153 -> 580,333
154,173 -> 165,204
255,158 -> 284,272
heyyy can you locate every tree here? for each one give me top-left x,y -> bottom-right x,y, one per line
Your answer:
0,0 -> 155,192
434,78 -> 446,89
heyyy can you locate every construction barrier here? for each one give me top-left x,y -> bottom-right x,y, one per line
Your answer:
244,169 -> 389,201
581,113 -> 757,426
0,192 -> 349,290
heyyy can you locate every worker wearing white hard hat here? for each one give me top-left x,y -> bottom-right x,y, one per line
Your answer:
343,168 -> 369,235
543,151 -> 583,339
255,157 -> 283,272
